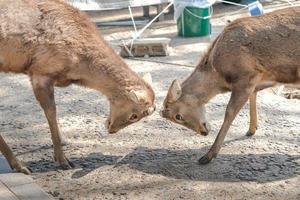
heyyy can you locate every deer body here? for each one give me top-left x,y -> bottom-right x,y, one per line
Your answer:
0,0 -> 155,173
162,7 -> 300,164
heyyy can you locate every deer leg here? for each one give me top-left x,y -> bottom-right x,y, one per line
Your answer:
245,81 -> 277,136
31,75 -> 73,169
254,81 -> 276,92
199,82 -> 256,164
0,134 -> 31,174
246,92 -> 258,136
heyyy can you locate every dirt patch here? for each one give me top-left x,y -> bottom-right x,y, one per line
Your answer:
1,59 -> 299,199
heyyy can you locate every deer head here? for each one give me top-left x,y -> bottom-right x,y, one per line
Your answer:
106,73 -> 156,133
160,79 -> 211,136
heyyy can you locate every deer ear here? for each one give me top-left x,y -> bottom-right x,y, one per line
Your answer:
142,73 -> 152,86
129,90 -> 147,104
166,80 -> 182,103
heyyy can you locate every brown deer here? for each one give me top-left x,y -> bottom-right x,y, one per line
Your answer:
161,7 -> 300,164
0,0 -> 155,174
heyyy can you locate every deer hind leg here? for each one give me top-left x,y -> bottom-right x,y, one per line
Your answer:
0,134 -> 31,174
199,77 -> 259,164
31,75 -> 73,169
246,81 -> 277,136
246,92 -> 258,136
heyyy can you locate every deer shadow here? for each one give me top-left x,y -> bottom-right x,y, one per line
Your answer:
113,147 -> 299,183
25,136 -> 299,183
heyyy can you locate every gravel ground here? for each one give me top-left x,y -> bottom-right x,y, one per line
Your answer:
1,2 -> 300,200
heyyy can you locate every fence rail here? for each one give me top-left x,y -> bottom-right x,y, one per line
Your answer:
67,0 -> 173,10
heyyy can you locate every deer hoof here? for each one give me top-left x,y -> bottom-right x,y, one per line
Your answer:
198,155 -> 213,165
59,158 -> 75,170
15,164 -> 31,174
61,139 -> 68,146
246,128 -> 257,136
246,130 -> 255,136
12,161 -> 31,174
20,167 -> 32,175
54,155 -> 75,169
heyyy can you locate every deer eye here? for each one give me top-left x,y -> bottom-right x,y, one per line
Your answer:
175,114 -> 183,121
129,114 -> 138,121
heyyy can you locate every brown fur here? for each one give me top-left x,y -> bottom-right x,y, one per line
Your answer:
0,0 -> 155,173
162,7 -> 300,164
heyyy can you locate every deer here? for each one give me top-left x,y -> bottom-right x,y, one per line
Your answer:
0,0 -> 155,174
161,7 -> 300,164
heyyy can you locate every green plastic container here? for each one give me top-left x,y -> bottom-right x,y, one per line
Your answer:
177,6 -> 211,37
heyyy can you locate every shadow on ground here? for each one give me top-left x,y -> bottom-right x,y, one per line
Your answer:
26,139 -> 299,183
116,148 -> 299,183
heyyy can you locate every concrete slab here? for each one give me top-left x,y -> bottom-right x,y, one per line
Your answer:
0,173 -> 53,200
0,173 -> 33,188
0,157 -> 53,200
10,183 -> 53,200
0,182 -> 18,200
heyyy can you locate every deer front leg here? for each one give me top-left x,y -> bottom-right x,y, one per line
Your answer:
31,75 -> 73,169
0,135 -> 31,174
199,83 -> 256,164
246,92 -> 258,136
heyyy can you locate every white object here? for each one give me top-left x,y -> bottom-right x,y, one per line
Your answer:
248,1 -> 264,16
174,0 -> 216,20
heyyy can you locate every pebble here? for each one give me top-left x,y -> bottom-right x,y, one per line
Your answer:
51,191 -> 60,197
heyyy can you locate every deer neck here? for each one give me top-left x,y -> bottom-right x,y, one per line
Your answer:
182,69 -> 229,104
74,48 -> 146,100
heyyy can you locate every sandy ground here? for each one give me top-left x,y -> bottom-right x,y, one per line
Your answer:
0,1 -> 300,200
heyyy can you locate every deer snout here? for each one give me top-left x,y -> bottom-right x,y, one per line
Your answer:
159,109 -> 167,118
146,105 -> 156,116
105,119 -> 118,134
198,122 -> 211,136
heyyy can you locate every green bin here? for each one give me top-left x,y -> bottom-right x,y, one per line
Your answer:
177,6 -> 212,37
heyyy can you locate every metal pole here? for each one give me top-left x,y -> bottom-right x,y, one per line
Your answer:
128,6 -> 138,36
128,2 -> 173,44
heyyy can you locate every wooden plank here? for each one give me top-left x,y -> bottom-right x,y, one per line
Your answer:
0,156 -> 13,174
120,38 -> 170,57
0,182 -> 18,200
129,38 -> 171,44
0,173 -> 33,188
10,183 -> 53,200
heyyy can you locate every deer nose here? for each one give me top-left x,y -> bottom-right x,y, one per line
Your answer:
200,131 -> 208,136
106,120 -> 118,134
145,105 -> 156,116
159,111 -> 162,117
203,122 -> 211,132
159,110 -> 166,118
199,122 -> 210,136
108,129 -> 117,134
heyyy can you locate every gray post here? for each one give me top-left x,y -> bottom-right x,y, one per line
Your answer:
157,4 -> 165,21
143,6 -> 150,17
